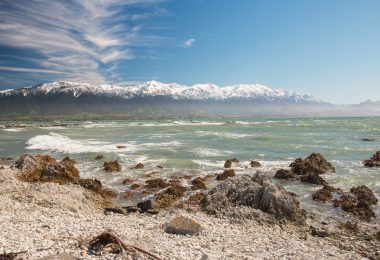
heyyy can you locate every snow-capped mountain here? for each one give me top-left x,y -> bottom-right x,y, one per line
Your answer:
0,81 -> 320,103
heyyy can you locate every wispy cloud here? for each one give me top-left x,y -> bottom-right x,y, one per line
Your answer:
0,0 -> 165,86
184,38 -> 196,47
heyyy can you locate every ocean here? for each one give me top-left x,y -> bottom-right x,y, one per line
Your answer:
1,116 -> 379,222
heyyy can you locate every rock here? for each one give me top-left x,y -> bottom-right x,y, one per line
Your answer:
122,178 -> 134,185
375,231 -> 380,240
116,145 -> 127,149
300,173 -> 328,185
352,201 -> 376,222
333,194 -> 357,209
137,199 -> 153,212
123,206 -> 141,213
187,193 -> 206,205
156,165 -> 164,169
250,160 -> 261,167
79,178 -> 102,193
104,207 -> 125,214
362,138 -> 375,141
191,177 -> 206,190
0,166 -> 4,170
39,158 -> 80,184
224,158 -> 239,168
103,161 -> 121,172
216,169 -> 235,181
350,185 -> 378,205
61,156 -> 77,164
340,221 -> 359,232
312,185 -> 343,202
290,153 -> 335,175
155,183 -> 187,208
274,169 -> 299,180
311,226 -> 330,237
15,154 -> 56,181
201,173 -> 307,223
95,155 -> 104,160
130,183 -> 141,190
132,163 -> 144,169
145,178 -> 169,190
165,216 -> 201,235
363,151 -> 380,167
146,209 -> 159,215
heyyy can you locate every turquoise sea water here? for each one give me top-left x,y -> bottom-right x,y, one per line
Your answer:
1,117 -> 379,222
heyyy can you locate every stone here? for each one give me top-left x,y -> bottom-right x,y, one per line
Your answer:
155,183 -> 187,208
312,185 -> 343,202
146,209 -> 160,215
95,155 -> 104,160
103,161 -> 121,172
0,166 -> 4,170
216,169 -> 235,181
311,226 -> 330,238
201,173 -> 306,223
156,165 -> 164,169
165,216 -> 201,235
350,185 -> 378,205
187,193 -> 206,205
250,160 -> 261,167
224,158 -> 239,168
130,183 -> 141,190
137,199 -> 153,212
333,194 -> 357,210
274,169 -> 299,180
39,158 -> 80,184
79,178 -> 102,193
15,154 -> 56,181
363,151 -> 380,167
122,178 -> 134,185
300,173 -> 328,185
145,178 -> 169,190
104,207 -> 125,214
362,138 -> 375,141
132,163 -> 144,169
290,153 -> 335,175
123,206 -> 141,213
191,177 -> 206,190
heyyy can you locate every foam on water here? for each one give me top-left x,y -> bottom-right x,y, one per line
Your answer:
2,128 -> 25,132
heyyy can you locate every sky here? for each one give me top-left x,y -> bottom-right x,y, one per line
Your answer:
0,0 -> 379,104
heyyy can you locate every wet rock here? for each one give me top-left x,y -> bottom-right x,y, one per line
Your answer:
137,199 -> 153,212
191,177 -> 207,190
350,185 -> 378,206
145,178 -> 169,190
201,173 -> 307,223
155,183 -> 187,208
15,154 -> 56,181
130,183 -> 141,190
104,207 -> 125,214
156,165 -> 164,169
250,160 -> 261,168
39,158 -> 80,184
362,138 -> 375,142
103,161 -> 121,172
61,156 -> 77,164
290,153 -> 335,175
274,169 -> 299,180
94,155 -> 104,160
312,185 -> 343,202
363,151 -> 380,167
187,193 -> 206,205
124,206 -> 141,213
100,188 -> 118,198
132,163 -> 144,169
122,178 -> 134,185
224,158 -> 239,168
116,145 -> 127,149
79,178 -> 102,193
165,216 -> 201,235
216,169 -> 235,181
300,173 -> 328,186
333,194 -> 358,210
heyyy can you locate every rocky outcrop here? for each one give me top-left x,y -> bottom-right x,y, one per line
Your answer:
274,153 -> 334,185
165,216 -> 201,235
132,163 -> 144,169
103,161 -> 121,172
312,185 -> 343,202
363,151 -> 380,167
224,158 -> 239,168
78,178 -> 117,198
191,177 -> 206,190
15,154 -> 79,184
94,155 -> 104,160
155,183 -> 187,208
145,178 -> 169,190
250,160 -> 261,168
216,169 -> 235,181
201,173 -> 306,223
350,186 -> 378,205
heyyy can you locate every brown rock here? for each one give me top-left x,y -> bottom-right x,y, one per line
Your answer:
350,185 -> 378,205
130,183 -> 141,190
155,183 -> 187,208
224,158 -> 239,168
0,166 -> 4,170
103,161 -> 121,172
132,163 -> 144,169
290,153 -> 335,175
187,193 -> 206,205
363,151 -> 380,167
122,178 -> 134,185
145,178 -> 169,190
333,194 -> 357,210
95,155 -> 104,160
137,199 -> 153,212
104,207 -> 125,214
165,216 -> 201,235
146,209 -> 160,215
312,185 -> 343,202
274,169 -> 299,180
300,173 -> 328,186
79,178 -> 102,193
39,158 -> 80,184
156,165 -> 164,169
216,169 -> 235,181
191,177 -> 207,190
250,160 -> 261,167
15,154 -> 57,181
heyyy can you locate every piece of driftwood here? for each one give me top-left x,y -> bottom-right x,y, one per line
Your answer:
89,231 -> 161,260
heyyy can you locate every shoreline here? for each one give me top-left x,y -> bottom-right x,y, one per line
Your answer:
1,154 -> 379,259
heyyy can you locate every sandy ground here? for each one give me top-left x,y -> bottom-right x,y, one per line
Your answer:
0,168 -> 372,259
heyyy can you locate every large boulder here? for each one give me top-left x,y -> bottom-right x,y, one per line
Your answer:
312,185 -> 343,202
191,177 -> 207,190
363,151 -> 380,167
103,161 -> 121,172
201,173 -> 306,223
224,158 -> 239,168
15,154 -> 56,181
350,185 -> 378,205
290,153 -> 335,175
216,169 -> 235,181
165,216 -> 201,235
300,173 -> 328,186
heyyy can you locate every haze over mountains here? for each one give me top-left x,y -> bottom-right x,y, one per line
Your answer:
0,81 -> 379,118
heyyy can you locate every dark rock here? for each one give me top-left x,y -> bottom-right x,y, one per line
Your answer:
146,209 -> 160,215
61,156 -> 77,164
290,153 -> 335,175
300,173 -> 328,185
224,158 -> 239,168
0,166 -> 4,170
122,178 -> 134,185
165,216 -> 201,235
132,163 -> 144,169
123,206 -> 141,213
216,169 -> 235,181
145,178 -> 169,190
103,161 -> 121,172
155,183 -> 187,208
137,199 -> 153,212
201,173 -> 307,223
130,183 -> 141,190
104,207 -> 125,214
333,194 -> 357,210
116,145 -> 127,149
187,193 -> 206,205
375,231 -> 380,240
250,160 -> 261,168
312,185 -> 343,202
156,165 -> 164,169
274,169 -> 299,180
311,226 -> 330,237
362,138 -> 375,142
191,177 -> 207,190
95,155 -> 104,160
350,185 -> 378,205
79,178 -> 102,193
363,151 -> 380,167
340,221 -> 359,232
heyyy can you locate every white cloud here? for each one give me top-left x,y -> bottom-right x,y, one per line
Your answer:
184,38 -> 196,47
0,0 -> 164,85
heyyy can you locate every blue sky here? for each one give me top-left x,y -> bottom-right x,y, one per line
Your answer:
0,0 -> 379,104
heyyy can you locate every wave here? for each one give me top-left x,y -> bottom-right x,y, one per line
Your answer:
2,128 -> 25,132
195,131 -> 255,139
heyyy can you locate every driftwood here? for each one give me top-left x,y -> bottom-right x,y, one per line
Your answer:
89,230 -> 162,260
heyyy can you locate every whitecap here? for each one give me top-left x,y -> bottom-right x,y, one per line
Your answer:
2,128 -> 25,132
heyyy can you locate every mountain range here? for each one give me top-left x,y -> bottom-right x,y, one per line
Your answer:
0,81 -> 379,118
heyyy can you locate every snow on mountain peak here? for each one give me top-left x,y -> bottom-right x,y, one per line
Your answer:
1,81 -> 320,103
